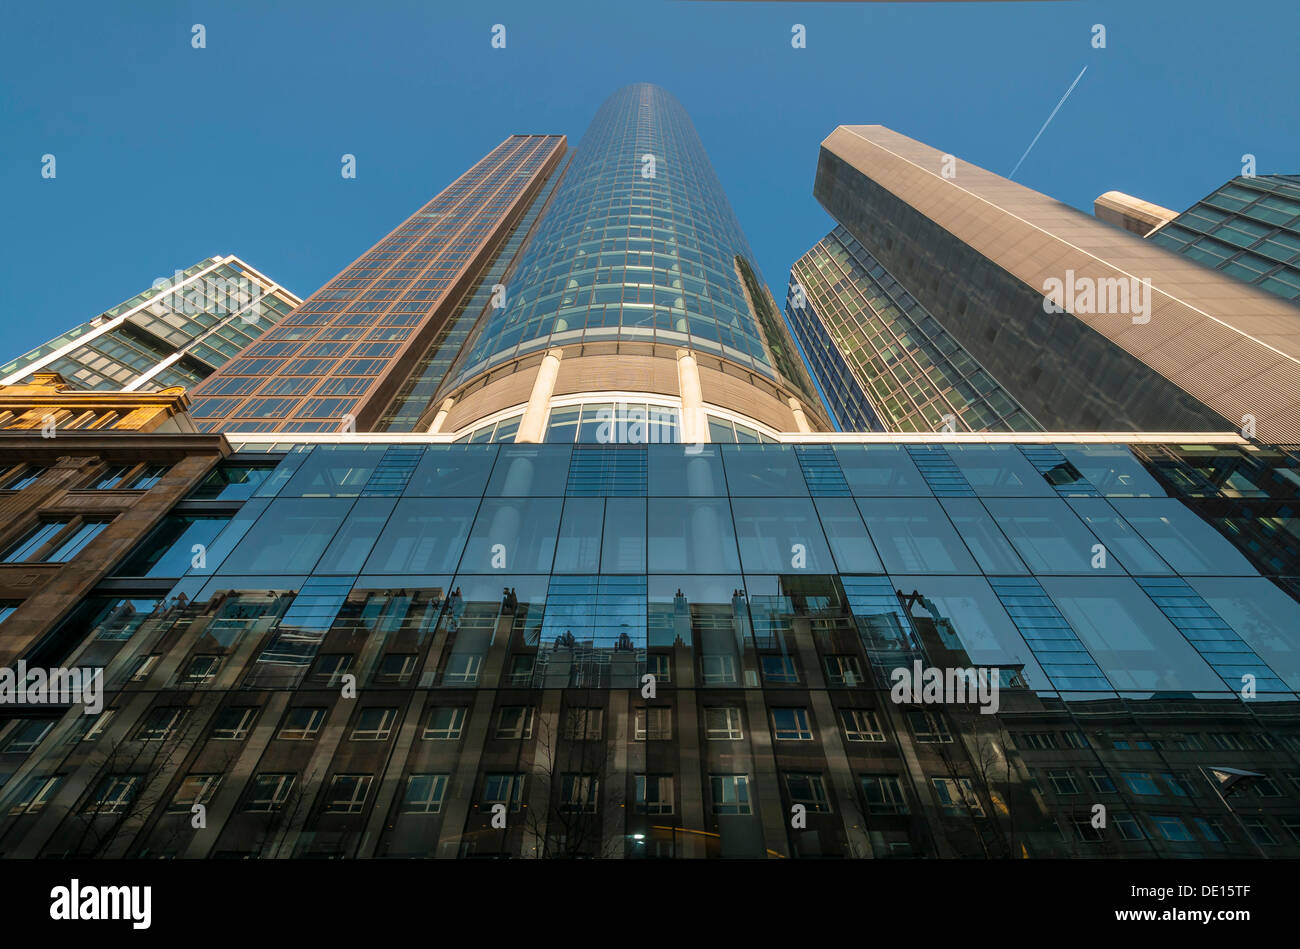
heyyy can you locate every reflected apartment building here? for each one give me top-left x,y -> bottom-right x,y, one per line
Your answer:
1,86 -> 1300,859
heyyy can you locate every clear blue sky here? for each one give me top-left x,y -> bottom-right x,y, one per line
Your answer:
1,0 -> 1296,362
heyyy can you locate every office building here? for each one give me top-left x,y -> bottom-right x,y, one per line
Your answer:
803,126 -> 1300,441
0,257 -> 300,393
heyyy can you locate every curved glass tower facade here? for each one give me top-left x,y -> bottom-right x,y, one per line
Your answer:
445,84 -> 815,401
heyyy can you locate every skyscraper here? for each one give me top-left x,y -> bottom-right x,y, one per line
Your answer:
798,125 -> 1300,440
188,84 -> 826,442
3,87 -> 1300,863
0,256 -> 300,394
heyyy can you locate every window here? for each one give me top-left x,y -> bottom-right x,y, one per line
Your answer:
92,466 -> 131,489
127,465 -> 168,490
480,773 -> 524,812
860,775 -> 909,815
562,707 -> 603,740
785,773 -> 832,813
700,654 -> 737,685
634,706 -> 671,741
495,706 -> 535,740
1195,817 -> 1230,843
211,707 -> 257,741
376,653 -> 416,683
1062,730 -> 1090,749
2,520 -> 69,563
1113,812 -> 1146,840
760,654 -> 799,684
1208,732 -> 1248,751
351,707 -> 397,741
184,655 -> 221,683
311,654 -> 354,687
244,773 -> 296,812
1015,732 -> 1058,750
1072,816 -> 1105,842
931,777 -> 985,817
908,709 -> 952,743
279,707 -> 326,740
170,774 -> 221,811
45,521 -> 109,562
646,654 -> 671,683
442,654 -> 481,685
1047,770 -> 1080,795
1151,815 -> 1195,842
705,706 -> 743,740
1121,772 -> 1161,796
324,774 -> 373,814
68,709 -> 117,743
1242,818 -> 1278,846
2,466 -> 44,490
635,774 -> 675,815
507,655 -> 534,686
825,654 -> 865,686
771,707 -> 814,741
86,775 -> 141,814
189,464 -> 275,501
710,774 -> 753,815
1282,819 -> 1300,845
559,774 -> 599,813
7,774 -> 61,816
1163,772 -> 1198,798
135,707 -> 186,742
424,707 -> 467,741
4,719 -> 53,754
1087,769 -> 1116,793
1252,776 -> 1283,798
841,708 -> 885,742
0,602 -> 16,625
403,774 -> 448,814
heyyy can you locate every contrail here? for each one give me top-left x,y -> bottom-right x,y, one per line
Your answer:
1010,65 -> 1088,179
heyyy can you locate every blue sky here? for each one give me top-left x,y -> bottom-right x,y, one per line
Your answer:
1,0 -> 1296,362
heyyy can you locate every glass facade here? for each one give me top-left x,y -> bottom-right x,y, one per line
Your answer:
5,437 -> 1300,859
1150,175 -> 1300,303
444,84 -> 817,405
186,135 -> 566,433
787,226 -> 1040,433
0,256 -> 299,392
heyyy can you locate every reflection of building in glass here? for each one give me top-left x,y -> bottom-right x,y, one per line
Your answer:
4,424 -> 1300,859
0,256 -> 300,393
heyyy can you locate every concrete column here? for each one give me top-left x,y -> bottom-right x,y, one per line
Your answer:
788,397 -> 812,433
514,349 -> 564,443
676,349 -> 707,445
427,398 -> 455,434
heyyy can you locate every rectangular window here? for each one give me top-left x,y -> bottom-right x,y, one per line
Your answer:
705,706 -> 743,741
824,654 -> 864,686
135,707 -> 187,742
351,707 -> 397,741
1047,769 -> 1080,795
423,706 -> 467,741
4,719 -> 53,754
1121,772 -> 1161,796
324,774 -> 373,814
1087,769 -> 1116,793
127,465 -> 168,490
1113,812 -> 1146,840
244,773 -> 296,812
634,706 -> 672,741
559,774 -> 599,813
1015,732 -> 1058,750
45,521 -> 108,562
860,775 -> 908,815
931,777 -> 985,817
211,706 -> 257,741
2,520 -> 69,563
710,774 -> 752,815
908,709 -> 952,743
635,774 -> 675,815
7,774 -> 61,816
184,655 -> 221,683
841,708 -> 885,742
760,654 -> 799,684
480,773 -> 524,812
169,774 -> 221,811
1151,815 -> 1195,842
279,707 -> 326,740
86,774 -> 141,814
403,774 -> 448,814
700,654 -> 737,685
562,707 -> 603,741
771,707 -> 814,741
785,772 -> 832,813
495,706 -> 535,740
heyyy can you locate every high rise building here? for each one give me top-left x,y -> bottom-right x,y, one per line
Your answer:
188,85 -> 826,442
0,256 -> 300,394
787,226 -> 1041,433
2,87 -> 1300,862
1142,175 -> 1300,305
797,125 -> 1300,440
